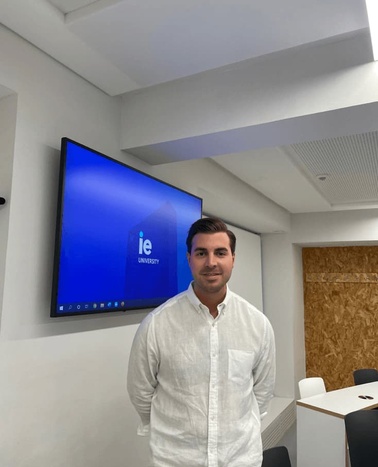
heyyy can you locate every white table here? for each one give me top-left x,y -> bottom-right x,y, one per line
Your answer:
297,381 -> 378,467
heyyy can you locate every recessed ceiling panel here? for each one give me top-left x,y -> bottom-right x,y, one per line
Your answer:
63,0 -> 369,87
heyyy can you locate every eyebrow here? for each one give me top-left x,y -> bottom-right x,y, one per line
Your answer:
193,247 -> 207,253
193,247 -> 229,253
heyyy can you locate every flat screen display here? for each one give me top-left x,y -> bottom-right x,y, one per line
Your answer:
51,138 -> 202,317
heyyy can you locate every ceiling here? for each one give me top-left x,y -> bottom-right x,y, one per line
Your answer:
2,0 -> 378,214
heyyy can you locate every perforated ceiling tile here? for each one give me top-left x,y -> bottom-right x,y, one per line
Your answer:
287,132 -> 378,206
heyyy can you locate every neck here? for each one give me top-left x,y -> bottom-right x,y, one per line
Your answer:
193,284 -> 226,318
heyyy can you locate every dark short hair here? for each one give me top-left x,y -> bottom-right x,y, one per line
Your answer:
186,217 -> 236,254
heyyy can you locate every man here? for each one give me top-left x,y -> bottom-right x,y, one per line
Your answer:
127,217 -> 275,467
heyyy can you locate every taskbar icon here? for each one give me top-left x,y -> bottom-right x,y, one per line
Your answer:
57,300 -> 126,313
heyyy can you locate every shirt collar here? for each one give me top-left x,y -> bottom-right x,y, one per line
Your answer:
186,281 -> 231,314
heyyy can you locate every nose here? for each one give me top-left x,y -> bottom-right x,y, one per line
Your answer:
205,253 -> 217,268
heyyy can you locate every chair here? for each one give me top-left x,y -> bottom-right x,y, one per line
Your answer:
345,409 -> 378,467
262,446 -> 292,467
353,368 -> 378,385
298,377 -> 326,399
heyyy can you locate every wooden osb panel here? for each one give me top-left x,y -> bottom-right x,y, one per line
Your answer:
303,246 -> 378,391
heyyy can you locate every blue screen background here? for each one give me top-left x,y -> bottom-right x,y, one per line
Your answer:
53,140 -> 202,315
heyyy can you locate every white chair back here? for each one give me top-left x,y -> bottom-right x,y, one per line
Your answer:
298,377 -> 326,399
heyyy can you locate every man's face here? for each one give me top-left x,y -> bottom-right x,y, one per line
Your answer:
187,232 -> 235,297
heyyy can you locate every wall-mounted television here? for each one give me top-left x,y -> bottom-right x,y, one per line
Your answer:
50,138 -> 202,317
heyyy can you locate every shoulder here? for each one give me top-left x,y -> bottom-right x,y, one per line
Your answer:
135,290 -> 191,343
153,289 -> 189,316
228,290 -> 273,329
228,290 -> 263,315
140,289 -> 190,325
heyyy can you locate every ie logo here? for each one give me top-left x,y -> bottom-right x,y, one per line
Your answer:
138,231 -> 152,255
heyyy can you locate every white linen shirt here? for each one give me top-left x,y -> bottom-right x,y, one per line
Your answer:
127,283 -> 276,467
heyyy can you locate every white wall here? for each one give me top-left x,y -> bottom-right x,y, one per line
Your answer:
261,233 -> 305,397
0,93 -> 17,327
291,209 -> 378,245
228,225 -> 263,311
0,26 -> 271,467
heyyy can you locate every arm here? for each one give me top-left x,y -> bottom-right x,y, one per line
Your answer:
127,314 -> 159,435
252,318 -> 276,418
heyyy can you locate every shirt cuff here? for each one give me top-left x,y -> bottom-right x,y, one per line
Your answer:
137,422 -> 150,436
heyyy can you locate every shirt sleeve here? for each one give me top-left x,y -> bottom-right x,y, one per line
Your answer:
252,317 -> 276,417
127,314 -> 159,436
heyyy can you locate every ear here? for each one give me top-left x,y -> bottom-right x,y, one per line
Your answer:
186,252 -> 191,263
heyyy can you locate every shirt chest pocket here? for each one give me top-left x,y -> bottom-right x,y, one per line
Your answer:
228,349 -> 255,386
